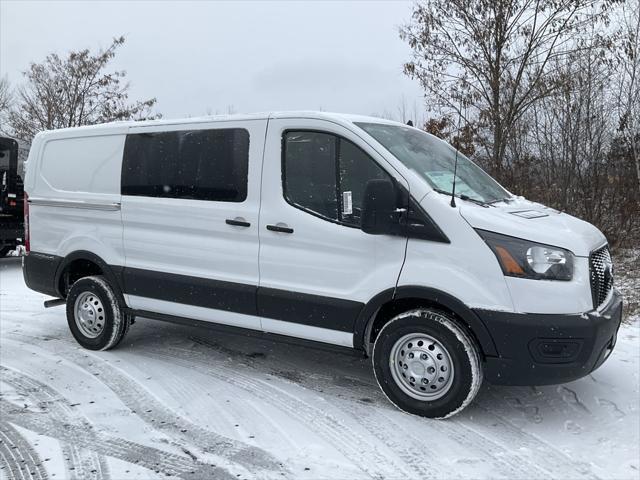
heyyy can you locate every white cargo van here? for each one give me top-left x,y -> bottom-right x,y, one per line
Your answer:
22,112 -> 622,418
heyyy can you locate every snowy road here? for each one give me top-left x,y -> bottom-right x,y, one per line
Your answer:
1,257 -> 639,480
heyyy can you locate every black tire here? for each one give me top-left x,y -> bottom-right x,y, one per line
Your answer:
66,275 -> 131,351
0,246 -> 12,257
372,309 -> 483,419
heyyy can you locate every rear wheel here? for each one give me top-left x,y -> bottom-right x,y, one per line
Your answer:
373,309 -> 483,418
66,276 -> 130,350
0,246 -> 12,257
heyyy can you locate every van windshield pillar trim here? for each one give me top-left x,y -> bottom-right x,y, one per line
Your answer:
28,197 -> 121,211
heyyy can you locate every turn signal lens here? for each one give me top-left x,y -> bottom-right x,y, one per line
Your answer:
495,246 -> 525,275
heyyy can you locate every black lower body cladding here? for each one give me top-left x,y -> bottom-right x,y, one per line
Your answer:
477,290 -> 623,385
22,249 -> 624,389
22,252 -> 62,297
21,252 -> 364,333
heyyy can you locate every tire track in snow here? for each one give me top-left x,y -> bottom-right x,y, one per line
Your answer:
338,398 -> 552,479
183,339 -> 464,478
323,399 -> 449,479
182,336 -> 451,479
1,367 -> 109,480
2,335 -> 287,479
143,346 -> 412,479
476,388 -> 600,477
68,354 -> 285,477
180,336 -> 599,479
145,340 -> 563,479
0,437 -> 17,480
3,328 -> 600,479
453,413 -> 596,479
6,331 -> 403,479
274,371 -> 561,479
175,338 -> 451,479
358,388 -> 598,479
62,444 -> 110,480
0,400 -> 233,480
0,421 -> 48,480
168,339 -> 580,479
182,335 -> 591,479
321,375 -> 599,479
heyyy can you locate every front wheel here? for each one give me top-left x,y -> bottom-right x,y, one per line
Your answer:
373,309 -> 483,419
66,276 -> 131,351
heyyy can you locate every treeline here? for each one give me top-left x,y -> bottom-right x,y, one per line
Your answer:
402,0 -> 640,247
1,5 -> 638,247
0,37 -> 158,144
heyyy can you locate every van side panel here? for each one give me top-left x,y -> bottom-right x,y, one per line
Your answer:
39,135 -> 123,195
398,193 -> 515,313
28,134 -> 125,267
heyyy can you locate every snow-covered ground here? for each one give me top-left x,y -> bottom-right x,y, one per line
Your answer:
1,256 -> 639,480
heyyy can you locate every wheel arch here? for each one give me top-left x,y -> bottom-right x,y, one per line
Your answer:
354,286 -> 498,358
55,251 -> 126,307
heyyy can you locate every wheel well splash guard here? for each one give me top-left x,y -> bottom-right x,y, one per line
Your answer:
55,251 -> 126,307
353,286 -> 498,357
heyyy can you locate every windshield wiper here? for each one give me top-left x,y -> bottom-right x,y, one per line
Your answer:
487,197 -> 513,205
432,189 -> 490,207
459,194 -> 490,207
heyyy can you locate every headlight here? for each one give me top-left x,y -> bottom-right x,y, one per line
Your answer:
476,230 -> 574,281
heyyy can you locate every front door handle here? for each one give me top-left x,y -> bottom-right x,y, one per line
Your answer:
266,224 -> 294,234
226,218 -> 251,227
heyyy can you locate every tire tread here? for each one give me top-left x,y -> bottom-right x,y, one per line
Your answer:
66,275 -> 130,351
372,308 -> 483,419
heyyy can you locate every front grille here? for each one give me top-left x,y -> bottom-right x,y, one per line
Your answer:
589,245 -> 614,309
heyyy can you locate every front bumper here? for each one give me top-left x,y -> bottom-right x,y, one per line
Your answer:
476,289 -> 623,385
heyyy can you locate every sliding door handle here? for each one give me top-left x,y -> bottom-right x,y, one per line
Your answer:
266,224 -> 294,234
226,218 -> 251,227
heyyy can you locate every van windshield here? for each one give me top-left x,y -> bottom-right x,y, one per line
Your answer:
355,122 -> 510,204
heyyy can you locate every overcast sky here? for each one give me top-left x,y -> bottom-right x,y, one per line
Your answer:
0,0 -> 426,121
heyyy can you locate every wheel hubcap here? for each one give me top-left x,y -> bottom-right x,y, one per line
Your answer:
74,292 -> 106,338
390,333 -> 454,400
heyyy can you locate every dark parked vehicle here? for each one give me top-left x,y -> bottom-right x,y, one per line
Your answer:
0,137 -> 24,256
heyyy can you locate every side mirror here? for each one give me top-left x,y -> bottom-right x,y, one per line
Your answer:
361,179 -> 398,235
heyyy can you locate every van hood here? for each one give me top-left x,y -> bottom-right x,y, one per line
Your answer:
459,197 -> 606,257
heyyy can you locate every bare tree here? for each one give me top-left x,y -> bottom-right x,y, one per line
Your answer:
0,76 -> 12,135
400,0 -> 616,178
9,36 -> 159,142
396,95 -> 425,127
510,35 -> 639,245
616,0 -> 640,194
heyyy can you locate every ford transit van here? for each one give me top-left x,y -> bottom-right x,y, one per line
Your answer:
22,112 -> 623,418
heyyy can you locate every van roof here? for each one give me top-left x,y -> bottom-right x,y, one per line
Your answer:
33,111 -> 407,139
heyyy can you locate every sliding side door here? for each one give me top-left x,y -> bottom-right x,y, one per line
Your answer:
121,120 -> 266,329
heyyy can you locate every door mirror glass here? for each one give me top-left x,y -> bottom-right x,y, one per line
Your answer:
361,179 -> 397,235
